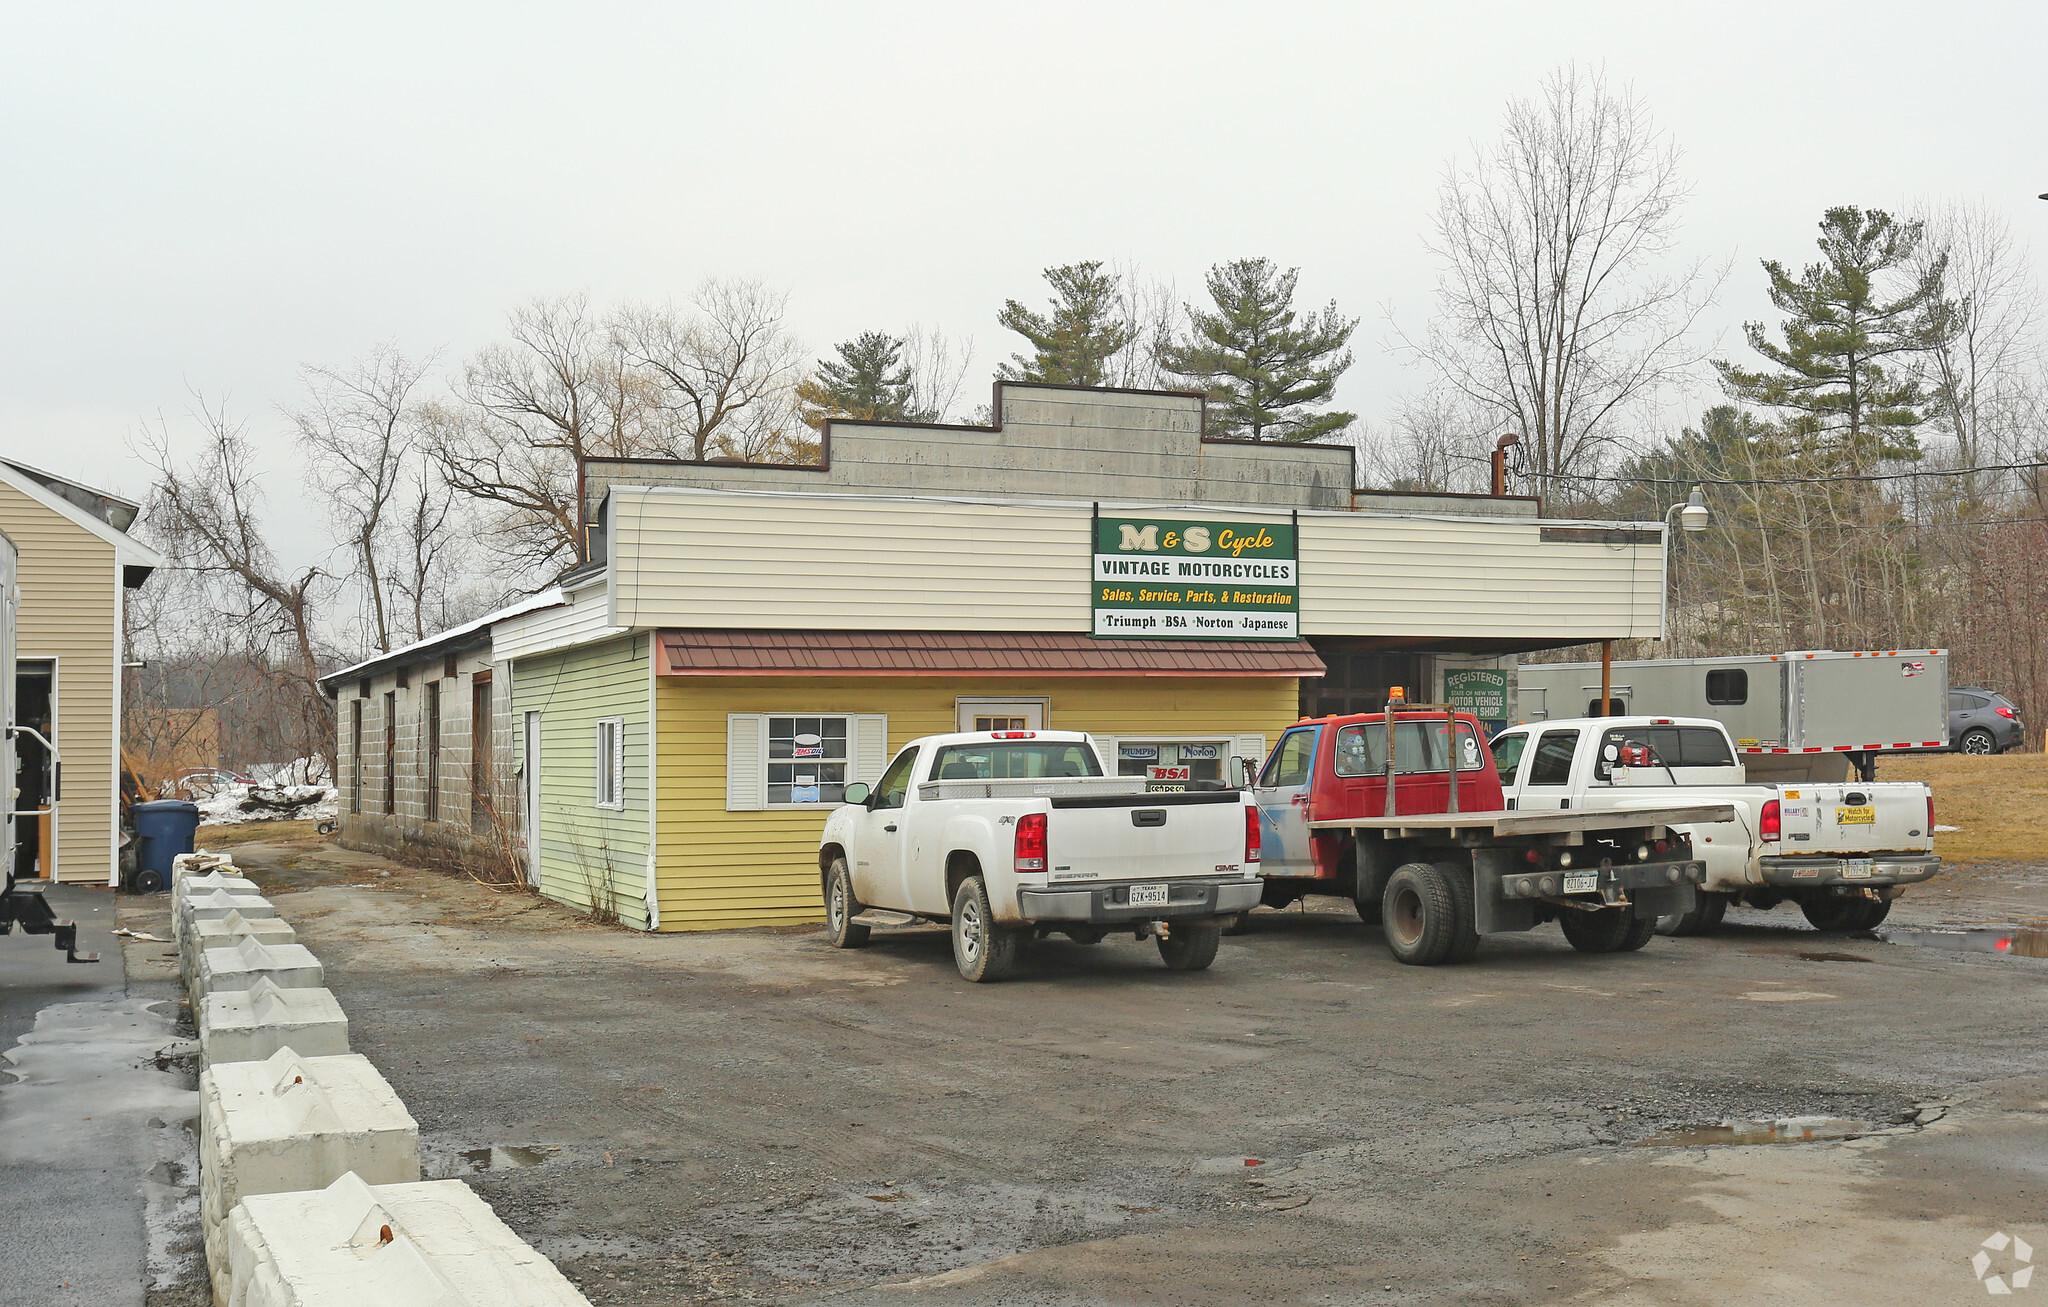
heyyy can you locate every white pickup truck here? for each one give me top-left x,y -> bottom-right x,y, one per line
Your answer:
1487,715 -> 1939,934
817,730 -> 1263,981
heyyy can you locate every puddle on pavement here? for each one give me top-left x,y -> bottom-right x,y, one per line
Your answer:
1636,1116 -> 1870,1147
424,1143 -> 555,1177
1879,925 -> 2048,958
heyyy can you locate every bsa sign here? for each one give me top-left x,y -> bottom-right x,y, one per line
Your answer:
1093,517 -> 1299,640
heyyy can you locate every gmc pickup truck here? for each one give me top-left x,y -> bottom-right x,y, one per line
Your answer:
1486,715 -> 1939,933
1253,708 -> 1729,965
819,731 -> 1262,981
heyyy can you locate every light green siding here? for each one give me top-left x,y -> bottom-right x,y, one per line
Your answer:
514,634 -> 651,928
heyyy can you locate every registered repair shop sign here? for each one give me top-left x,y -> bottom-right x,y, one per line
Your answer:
1445,669 -> 1510,719
1093,517 -> 1298,639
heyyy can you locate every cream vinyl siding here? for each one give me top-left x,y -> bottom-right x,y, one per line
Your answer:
0,479 -> 119,883
490,583 -> 617,661
606,487 -> 1666,642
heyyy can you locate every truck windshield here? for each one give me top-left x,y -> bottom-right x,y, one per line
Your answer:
1332,721 -> 1485,776
1597,725 -> 1736,777
927,742 -> 1102,781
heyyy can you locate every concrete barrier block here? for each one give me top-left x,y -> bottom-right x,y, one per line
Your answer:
182,911 -> 298,992
199,979 -> 349,1068
225,1172 -> 590,1306
177,887 -> 277,945
201,1050 -> 418,1302
172,875 -> 261,940
196,937 -> 323,999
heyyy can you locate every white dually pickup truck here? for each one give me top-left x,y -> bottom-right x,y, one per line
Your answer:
818,730 -> 1263,981
1487,716 -> 1939,934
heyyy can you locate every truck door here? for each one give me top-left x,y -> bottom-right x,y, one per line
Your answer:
1490,730 -> 1529,809
1254,725 -> 1321,877
1516,728 -> 1581,811
854,747 -> 919,909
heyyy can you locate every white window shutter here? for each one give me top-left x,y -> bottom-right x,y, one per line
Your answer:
613,720 -> 627,804
1232,734 -> 1268,783
726,714 -> 764,811
1089,735 -> 1118,773
853,714 -> 888,784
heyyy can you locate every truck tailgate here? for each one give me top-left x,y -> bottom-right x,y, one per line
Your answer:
1777,782 -> 1932,854
1046,792 -> 1250,882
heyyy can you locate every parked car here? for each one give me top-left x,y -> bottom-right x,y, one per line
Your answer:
1948,688 -> 2024,755
1486,716 -> 1938,935
818,731 -> 1262,981
173,768 -> 253,797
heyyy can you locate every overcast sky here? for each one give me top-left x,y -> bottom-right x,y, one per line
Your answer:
3,1 -> 2043,569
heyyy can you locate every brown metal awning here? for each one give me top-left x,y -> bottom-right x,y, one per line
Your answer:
656,630 -> 1325,679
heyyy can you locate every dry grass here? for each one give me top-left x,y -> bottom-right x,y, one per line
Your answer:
195,819 -> 329,849
1879,751 -> 2048,865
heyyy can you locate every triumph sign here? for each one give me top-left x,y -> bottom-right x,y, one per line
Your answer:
1092,516 -> 1299,639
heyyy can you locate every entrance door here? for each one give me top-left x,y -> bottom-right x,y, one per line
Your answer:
522,710 -> 542,886
1253,724 -> 1320,876
15,661 -> 53,881
956,699 -> 1046,733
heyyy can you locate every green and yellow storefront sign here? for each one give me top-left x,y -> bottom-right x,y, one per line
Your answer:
1093,516 -> 1298,639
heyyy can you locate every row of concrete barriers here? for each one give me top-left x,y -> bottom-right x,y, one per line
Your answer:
173,852 -> 591,1306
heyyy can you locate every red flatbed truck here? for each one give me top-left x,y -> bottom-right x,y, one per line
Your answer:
1248,700 -> 1731,965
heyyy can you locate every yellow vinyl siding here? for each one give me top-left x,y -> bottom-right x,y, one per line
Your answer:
514,634 -> 651,928
651,676 -> 1297,932
0,480 -> 120,884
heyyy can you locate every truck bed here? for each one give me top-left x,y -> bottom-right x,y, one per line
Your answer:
1307,804 -> 1737,837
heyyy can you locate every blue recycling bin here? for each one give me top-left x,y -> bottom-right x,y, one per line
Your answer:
132,800 -> 201,892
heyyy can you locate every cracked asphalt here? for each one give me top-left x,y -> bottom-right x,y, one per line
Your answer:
135,841 -> 2048,1304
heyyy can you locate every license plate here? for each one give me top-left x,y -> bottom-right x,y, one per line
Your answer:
1127,883 -> 1170,907
1562,872 -> 1599,894
1842,859 -> 1874,880
1837,805 -> 1874,824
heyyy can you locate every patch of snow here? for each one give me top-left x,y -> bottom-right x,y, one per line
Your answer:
196,780 -> 338,827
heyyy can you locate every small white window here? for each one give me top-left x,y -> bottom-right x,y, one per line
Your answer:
725,713 -> 886,811
594,717 -> 626,809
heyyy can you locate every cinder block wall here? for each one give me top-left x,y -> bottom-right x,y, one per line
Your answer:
335,647 -> 518,873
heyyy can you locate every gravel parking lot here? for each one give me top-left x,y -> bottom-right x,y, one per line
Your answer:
176,838 -> 2048,1306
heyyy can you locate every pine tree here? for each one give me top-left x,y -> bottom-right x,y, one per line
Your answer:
1715,207 -> 1950,467
1159,258 -> 1357,442
794,331 -> 926,428
996,262 -> 1136,387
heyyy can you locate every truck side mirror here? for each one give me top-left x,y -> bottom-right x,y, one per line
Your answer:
1239,757 -> 1258,788
842,782 -> 870,805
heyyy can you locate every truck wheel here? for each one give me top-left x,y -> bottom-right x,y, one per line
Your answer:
1353,894 -> 1382,925
1657,891 -> 1729,937
1158,921 -> 1222,971
1800,894 -> 1892,932
1435,861 -> 1483,963
951,876 -> 1020,982
1559,906 -> 1650,953
823,858 -> 870,949
1380,862 -> 1460,966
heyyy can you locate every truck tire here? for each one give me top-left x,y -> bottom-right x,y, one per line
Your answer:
1435,861 -> 1483,963
1353,893 -> 1382,925
1157,921 -> 1222,971
1559,906 -> 1655,953
823,858 -> 870,949
1380,862 -> 1461,966
1800,894 -> 1892,932
1657,890 -> 1729,937
951,876 -> 1021,982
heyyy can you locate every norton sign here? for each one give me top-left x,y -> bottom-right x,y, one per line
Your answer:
1093,516 -> 1299,640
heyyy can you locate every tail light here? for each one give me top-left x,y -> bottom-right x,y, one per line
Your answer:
1245,805 -> 1262,865
1996,706 -> 2016,719
1926,794 -> 1935,831
1759,799 -> 1781,843
993,730 -> 1038,739
1014,813 -> 1047,873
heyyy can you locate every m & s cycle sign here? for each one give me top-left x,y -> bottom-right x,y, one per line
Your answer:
1092,517 -> 1298,640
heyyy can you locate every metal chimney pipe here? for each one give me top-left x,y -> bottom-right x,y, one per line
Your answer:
1491,433 -> 1522,497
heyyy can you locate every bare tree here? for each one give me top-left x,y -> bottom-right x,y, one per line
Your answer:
426,294 -> 661,572
1106,261 -> 1179,391
290,344 -> 434,653
614,278 -> 806,461
1356,390 -> 1495,493
1398,65 -> 1720,496
136,396 -> 335,771
901,324 -> 975,423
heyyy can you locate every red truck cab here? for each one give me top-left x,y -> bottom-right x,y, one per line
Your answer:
1252,709 -> 1501,906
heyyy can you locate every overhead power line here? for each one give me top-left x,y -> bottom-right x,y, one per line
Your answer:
1536,460 -> 2048,489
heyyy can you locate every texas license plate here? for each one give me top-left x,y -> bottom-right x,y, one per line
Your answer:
1127,883 -> 1170,907
1842,859 -> 1874,879
1837,805 -> 1875,824
1562,872 -> 1599,894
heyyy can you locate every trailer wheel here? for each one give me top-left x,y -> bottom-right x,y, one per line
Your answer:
1559,906 -> 1655,953
1799,894 -> 1892,932
1380,862 -> 1462,966
1157,921 -> 1222,971
823,858 -> 870,950
951,876 -> 1021,982
1656,890 -> 1729,937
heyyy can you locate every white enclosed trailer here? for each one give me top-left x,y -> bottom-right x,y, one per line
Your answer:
1515,649 -> 1949,781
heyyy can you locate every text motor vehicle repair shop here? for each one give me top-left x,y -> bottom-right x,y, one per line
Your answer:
478,382 -> 1666,931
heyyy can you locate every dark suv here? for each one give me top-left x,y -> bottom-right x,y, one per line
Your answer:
1949,688 -> 2024,755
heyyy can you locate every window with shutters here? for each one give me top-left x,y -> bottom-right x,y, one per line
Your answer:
726,713 -> 886,811
594,717 -> 626,809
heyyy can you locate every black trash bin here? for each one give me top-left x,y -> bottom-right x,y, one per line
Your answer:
131,799 -> 202,894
